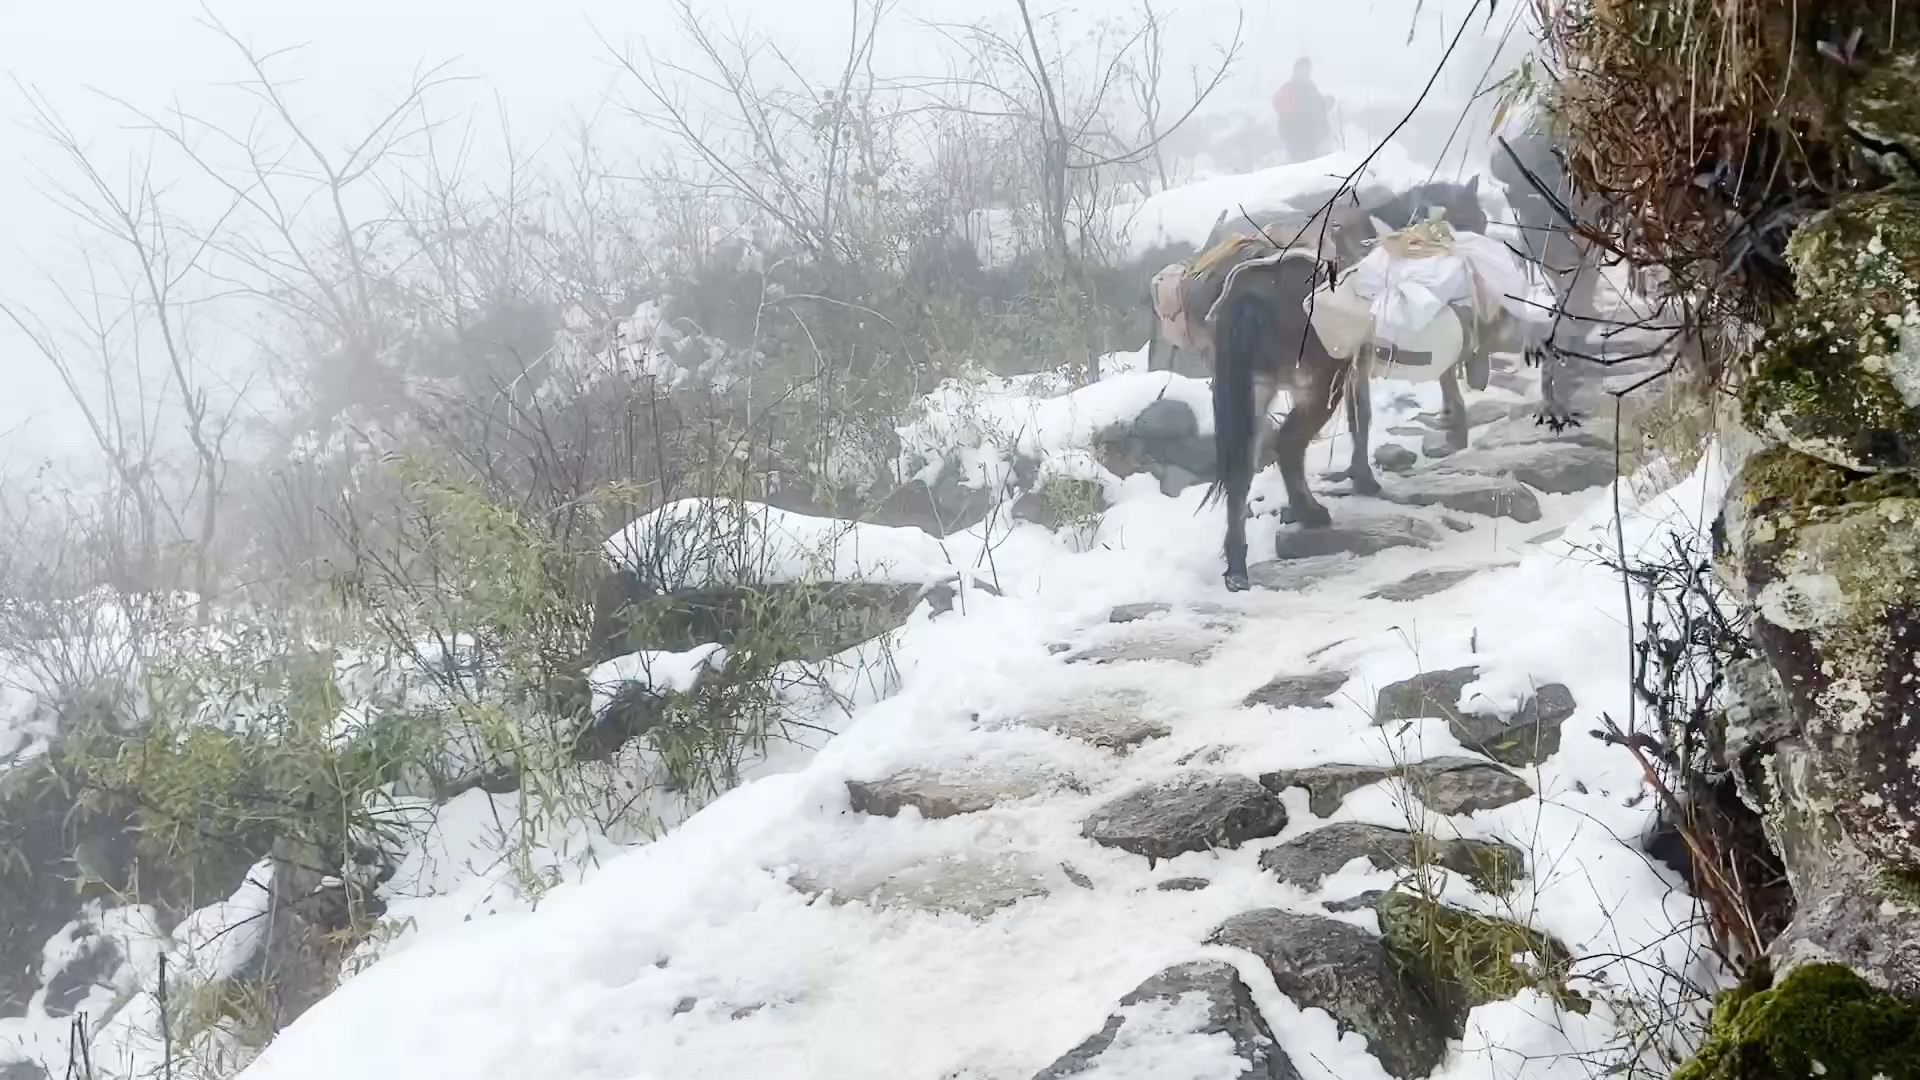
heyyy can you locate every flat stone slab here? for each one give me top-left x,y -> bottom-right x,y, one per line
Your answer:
1243,671 -> 1350,710
794,853 -> 1056,918
1255,821 -> 1523,894
1082,773 -> 1288,866
1365,567 -> 1482,602
1414,400 -> 1513,430
1378,474 -> 1543,523
1374,667 -> 1574,766
1209,908 -> 1450,1080
1031,960 -> 1302,1079
1107,602 -> 1171,623
1156,876 -> 1212,892
1067,627 -> 1223,666
1261,755 -> 1533,817
1247,554 -> 1359,592
1017,691 -> 1171,751
1437,441 -> 1617,495
847,766 -> 1077,819
1272,509 -> 1445,560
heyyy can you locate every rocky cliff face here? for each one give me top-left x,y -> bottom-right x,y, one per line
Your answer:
1716,188 -> 1920,1000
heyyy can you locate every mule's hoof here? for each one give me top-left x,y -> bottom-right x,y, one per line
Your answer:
1535,407 -> 1584,433
1284,505 -> 1333,529
1224,571 -> 1251,592
1351,474 -> 1383,497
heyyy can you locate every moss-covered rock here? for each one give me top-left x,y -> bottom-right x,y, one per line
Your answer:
1744,192 -> 1920,472
1673,963 -> 1920,1080
1728,446 -> 1920,875
1374,888 -> 1585,1036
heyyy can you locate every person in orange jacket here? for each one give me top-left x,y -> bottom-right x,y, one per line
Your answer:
1273,58 -> 1333,163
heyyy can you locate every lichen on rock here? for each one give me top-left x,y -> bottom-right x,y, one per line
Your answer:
1672,962 -> 1920,1080
1847,50 -> 1920,185
1743,191 -> 1920,472
1729,445 -> 1920,876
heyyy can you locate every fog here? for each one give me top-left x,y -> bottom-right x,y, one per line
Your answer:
0,0 -> 1526,472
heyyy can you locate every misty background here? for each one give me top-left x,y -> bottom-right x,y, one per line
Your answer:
0,0 -> 1525,473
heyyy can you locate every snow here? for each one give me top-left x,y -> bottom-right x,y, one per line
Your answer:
1071,993 -> 1250,1079
1107,143 -> 1436,258
605,497 -> 959,589
587,644 -> 730,715
897,362 -> 1214,493
227,345 -> 1730,1080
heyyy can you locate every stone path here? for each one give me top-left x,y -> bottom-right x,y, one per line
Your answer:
794,364 -> 1636,1079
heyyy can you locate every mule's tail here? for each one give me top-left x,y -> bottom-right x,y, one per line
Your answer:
1204,285 -> 1272,509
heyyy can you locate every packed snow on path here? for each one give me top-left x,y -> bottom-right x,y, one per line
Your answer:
231,355 -> 1726,1080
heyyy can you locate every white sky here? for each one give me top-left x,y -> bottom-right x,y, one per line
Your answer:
0,0 -> 1520,470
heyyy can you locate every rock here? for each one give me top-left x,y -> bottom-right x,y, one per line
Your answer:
1067,627 -> 1222,666
1013,478 -> 1110,530
1323,890 -> 1384,913
1255,822 -> 1523,893
1374,443 -> 1418,473
1247,554 -> 1360,592
1408,756 -> 1538,814
1375,888 -> 1584,1033
1133,398 -> 1200,441
1374,666 -> 1481,726
866,854 -> 1055,917
1742,193 -> 1920,473
1673,962 -> 1920,1080
1082,774 -> 1288,866
1373,668 -> 1574,767
1452,685 -> 1575,768
1437,442 -> 1617,494
1417,400 -> 1513,430
1096,400 -> 1217,491
40,929 -> 120,1017
1272,511 -> 1444,560
1243,671 -> 1350,710
1440,514 -> 1474,532
1108,602 -> 1171,623
847,767 -> 1075,819
1379,473 -> 1543,522
1365,567 -> 1482,602
1156,877 -> 1211,892
1526,525 -> 1567,545
0,1062 -> 47,1080
1031,960 -> 1302,1079
866,474 -> 993,538
1388,424 -> 1426,437
1260,763 -> 1397,818
1017,691 -> 1171,752
1209,908 -> 1450,1080
1261,756 -> 1533,818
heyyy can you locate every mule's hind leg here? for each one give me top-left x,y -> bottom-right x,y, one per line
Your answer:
1275,367 -> 1339,529
1440,363 -> 1472,450
1221,371 -> 1280,592
1345,350 -> 1381,496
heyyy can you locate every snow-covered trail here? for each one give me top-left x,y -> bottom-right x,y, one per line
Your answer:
233,357 -> 1722,1080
